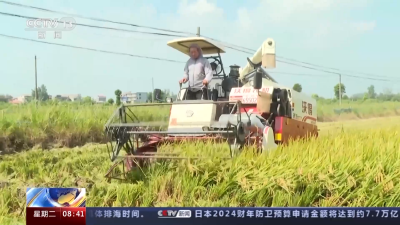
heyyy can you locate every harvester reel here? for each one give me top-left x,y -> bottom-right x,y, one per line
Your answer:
106,127 -> 132,162
110,140 -> 122,162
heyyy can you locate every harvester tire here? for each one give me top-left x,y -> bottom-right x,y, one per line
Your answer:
229,122 -> 246,157
280,89 -> 288,103
235,122 -> 246,147
278,89 -> 289,117
272,88 -> 280,102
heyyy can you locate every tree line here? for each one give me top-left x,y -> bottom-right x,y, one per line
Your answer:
1,83 -> 399,104
113,89 -> 176,105
292,83 -> 400,102
0,84 -> 177,105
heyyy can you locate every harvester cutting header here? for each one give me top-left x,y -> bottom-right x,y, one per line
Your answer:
104,36 -> 318,180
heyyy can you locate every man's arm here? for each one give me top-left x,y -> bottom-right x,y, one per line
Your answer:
203,59 -> 213,83
183,61 -> 189,83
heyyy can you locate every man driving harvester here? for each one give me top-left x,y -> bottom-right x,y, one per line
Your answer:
179,43 -> 213,100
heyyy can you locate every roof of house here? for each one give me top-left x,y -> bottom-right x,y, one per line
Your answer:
121,92 -> 132,96
121,92 -> 148,96
9,98 -> 22,104
59,94 -> 81,98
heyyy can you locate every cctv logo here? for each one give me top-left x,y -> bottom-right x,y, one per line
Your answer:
158,210 -> 192,218
158,210 -> 176,217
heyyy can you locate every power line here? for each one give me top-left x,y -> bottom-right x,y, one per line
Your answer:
225,45 -> 400,81
0,12 -> 186,38
1,0 -> 396,80
0,32 -> 341,82
0,0 -> 194,36
269,72 -> 336,77
0,0 -> 265,51
0,33 -> 185,63
0,31 -> 375,84
209,38 -> 397,79
1,33 -> 399,83
276,61 -> 399,81
275,56 -> 356,72
0,0 -> 249,49
270,72 -> 399,81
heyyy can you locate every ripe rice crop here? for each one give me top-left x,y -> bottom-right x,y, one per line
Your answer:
1,117 -> 399,224
0,100 -> 399,154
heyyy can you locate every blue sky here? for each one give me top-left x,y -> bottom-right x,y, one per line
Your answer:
0,0 -> 399,99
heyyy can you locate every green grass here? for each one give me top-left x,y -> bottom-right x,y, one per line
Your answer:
317,99 -> 400,121
1,117 -> 400,224
0,102 -> 170,153
0,100 -> 399,153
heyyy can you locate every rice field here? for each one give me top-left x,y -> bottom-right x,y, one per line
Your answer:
1,116 -> 400,224
0,100 -> 399,154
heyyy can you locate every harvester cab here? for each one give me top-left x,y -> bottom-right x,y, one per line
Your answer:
167,37 -> 229,102
104,36 -> 319,180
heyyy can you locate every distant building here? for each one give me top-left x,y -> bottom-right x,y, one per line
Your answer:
9,98 -> 22,104
121,92 -> 148,104
7,94 -> 31,104
95,95 -> 107,103
17,94 -> 31,103
53,94 -> 81,101
67,94 -> 81,102
53,95 -> 69,101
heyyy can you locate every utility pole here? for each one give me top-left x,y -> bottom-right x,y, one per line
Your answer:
151,77 -> 154,103
339,73 -> 342,106
196,27 -> 200,37
35,55 -> 38,101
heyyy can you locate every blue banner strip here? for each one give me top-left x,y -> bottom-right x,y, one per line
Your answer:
86,207 -> 400,225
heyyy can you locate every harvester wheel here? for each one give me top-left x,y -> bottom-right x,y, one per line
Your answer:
272,88 -> 280,102
279,89 -> 289,117
236,122 -> 246,146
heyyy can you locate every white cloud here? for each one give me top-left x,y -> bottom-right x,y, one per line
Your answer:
169,0 -> 227,34
236,0 -> 371,25
2,0 -> 380,98
103,0 -> 377,60
352,21 -> 377,32
178,0 -> 223,16
221,0 -> 375,50
254,0 -> 335,22
237,8 -> 251,28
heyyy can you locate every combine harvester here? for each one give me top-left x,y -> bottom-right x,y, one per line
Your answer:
104,36 -> 318,180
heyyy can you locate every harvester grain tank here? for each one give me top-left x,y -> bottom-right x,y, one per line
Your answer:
104,36 -> 318,180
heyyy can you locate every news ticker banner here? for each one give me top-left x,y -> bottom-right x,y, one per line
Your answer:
88,207 -> 400,225
24,188 -> 400,225
26,187 -> 86,225
27,207 -> 400,225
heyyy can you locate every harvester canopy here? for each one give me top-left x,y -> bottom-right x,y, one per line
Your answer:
167,37 -> 226,55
